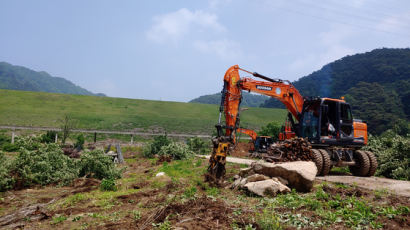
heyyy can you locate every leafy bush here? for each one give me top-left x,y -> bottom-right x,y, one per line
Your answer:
78,150 -> 122,180
14,136 -> 41,151
186,137 -> 209,154
12,144 -> 78,187
142,135 -> 171,158
1,136 -> 123,191
74,134 -> 85,150
0,133 -> 10,148
100,178 -> 117,191
158,142 -> 194,160
2,143 -> 19,152
259,121 -> 281,141
41,131 -> 57,143
364,130 -> 409,180
0,151 -> 15,192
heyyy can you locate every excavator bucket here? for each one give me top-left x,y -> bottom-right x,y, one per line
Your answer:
206,138 -> 229,183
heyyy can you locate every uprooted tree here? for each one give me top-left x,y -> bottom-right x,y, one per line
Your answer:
58,114 -> 77,144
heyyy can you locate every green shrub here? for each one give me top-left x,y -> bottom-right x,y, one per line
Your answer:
74,134 -> 85,150
2,143 -> 19,152
186,137 -> 209,154
12,143 -> 78,187
259,122 -> 281,141
142,135 -> 171,158
158,142 -> 194,160
100,178 -> 117,191
14,136 -> 41,151
0,134 -> 10,147
41,131 -> 57,143
78,150 -> 122,180
365,130 -> 409,180
1,136 -> 124,191
0,151 -> 15,192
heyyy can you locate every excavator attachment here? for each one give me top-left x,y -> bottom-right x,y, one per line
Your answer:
206,137 -> 229,183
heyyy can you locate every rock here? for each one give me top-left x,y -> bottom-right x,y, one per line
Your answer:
239,178 -> 248,187
244,179 -> 290,196
233,175 -> 240,180
276,177 -> 289,185
156,172 -> 165,177
246,174 -> 270,183
252,161 -> 317,192
231,177 -> 242,189
239,167 -> 254,177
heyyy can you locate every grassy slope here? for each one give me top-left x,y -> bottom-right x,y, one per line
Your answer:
0,89 -> 287,134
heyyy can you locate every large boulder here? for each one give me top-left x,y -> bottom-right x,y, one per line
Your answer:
251,161 -> 317,192
244,179 -> 290,196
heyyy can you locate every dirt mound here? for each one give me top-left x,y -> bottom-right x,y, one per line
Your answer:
321,183 -> 368,197
71,178 -> 100,194
138,196 -> 250,229
230,142 -> 253,157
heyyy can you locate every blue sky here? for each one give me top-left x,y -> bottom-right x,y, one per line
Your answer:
1,0 -> 409,102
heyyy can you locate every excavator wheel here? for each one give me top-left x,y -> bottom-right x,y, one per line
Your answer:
349,150 -> 370,177
311,149 -> 323,176
365,151 -> 378,177
319,149 -> 331,176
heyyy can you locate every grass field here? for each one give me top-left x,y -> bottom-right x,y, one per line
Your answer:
0,89 -> 287,134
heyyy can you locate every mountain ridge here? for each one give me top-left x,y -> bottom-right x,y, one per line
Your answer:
0,61 -> 105,96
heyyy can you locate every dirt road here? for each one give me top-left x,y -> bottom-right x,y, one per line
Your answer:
316,176 -> 410,197
198,155 -> 410,197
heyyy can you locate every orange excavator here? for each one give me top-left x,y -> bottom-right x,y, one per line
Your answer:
208,65 -> 377,179
237,128 -> 273,153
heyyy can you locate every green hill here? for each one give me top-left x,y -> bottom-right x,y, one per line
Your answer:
262,48 -> 410,134
0,62 -> 105,96
190,91 -> 268,108
0,89 -> 287,134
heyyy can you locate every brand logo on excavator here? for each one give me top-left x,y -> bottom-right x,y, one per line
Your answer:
231,76 -> 237,86
256,85 -> 272,91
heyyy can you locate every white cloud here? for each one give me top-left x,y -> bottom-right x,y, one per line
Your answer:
193,39 -> 242,60
146,8 -> 225,43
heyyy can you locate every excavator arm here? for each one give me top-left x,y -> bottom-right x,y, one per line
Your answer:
237,128 -> 258,141
219,65 -> 304,144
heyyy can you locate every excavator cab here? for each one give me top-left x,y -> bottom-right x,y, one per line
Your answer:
299,98 -> 362,147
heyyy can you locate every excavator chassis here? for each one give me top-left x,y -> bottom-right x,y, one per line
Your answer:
311,147 -> 377,177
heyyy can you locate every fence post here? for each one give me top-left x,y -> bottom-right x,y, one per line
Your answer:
11,130 -> 15,144
115,143 -> 124,164
55,133 -> 58,143
131,134 -> 134,144
94,132 -> 97,143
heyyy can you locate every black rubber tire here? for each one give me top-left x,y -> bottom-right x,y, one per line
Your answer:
365,151 -> 378,177
319,149 -> 331,176
311,149 -> 323,176
349,150 -> 370,177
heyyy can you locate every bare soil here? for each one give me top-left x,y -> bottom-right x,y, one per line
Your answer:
1,147 -> 409,229
230,142 -> 253,158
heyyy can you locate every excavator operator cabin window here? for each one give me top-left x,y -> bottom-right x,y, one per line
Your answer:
301,110 -> 319,139
341,103 -> 352,122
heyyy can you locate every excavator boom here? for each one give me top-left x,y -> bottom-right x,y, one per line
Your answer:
219,65 -> 304,143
